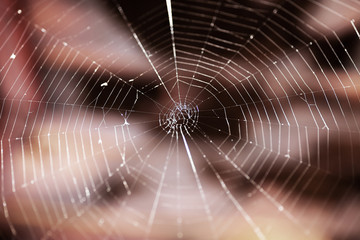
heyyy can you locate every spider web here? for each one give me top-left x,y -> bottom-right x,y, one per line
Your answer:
1,0 -> 360,239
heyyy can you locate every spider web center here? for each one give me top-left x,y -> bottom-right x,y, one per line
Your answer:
159,101 -> 199,135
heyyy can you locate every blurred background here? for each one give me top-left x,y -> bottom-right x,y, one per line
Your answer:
0,0 -> 360,239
